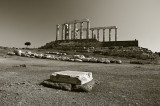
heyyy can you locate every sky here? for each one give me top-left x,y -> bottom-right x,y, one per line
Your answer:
0,0 -> 160,52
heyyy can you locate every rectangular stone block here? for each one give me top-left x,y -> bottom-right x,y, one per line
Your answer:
50,71 -> 93,85
42,79 -> 95,92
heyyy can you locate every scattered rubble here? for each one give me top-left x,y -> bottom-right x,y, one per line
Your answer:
116,60 -> 122,64
7,52 -> 15,55
8,49 -> 123,64
13,50 -> 22,56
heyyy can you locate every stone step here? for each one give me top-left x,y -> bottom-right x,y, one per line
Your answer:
50,71 -> 93,85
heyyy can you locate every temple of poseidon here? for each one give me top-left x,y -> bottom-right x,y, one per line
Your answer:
55,19 -> 118,42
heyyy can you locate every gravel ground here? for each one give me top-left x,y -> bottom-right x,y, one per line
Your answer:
0,55 -> 160,106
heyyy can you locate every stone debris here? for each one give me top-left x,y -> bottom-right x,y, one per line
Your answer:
37,54 -> 43,58
116,60 -> 122,64
8,50 -> 123,64
74,59 -> 83,62
42,54 -> 51,59
60,56 -> 70,61
21,52 -> 27,57
7,52 -> 15,55
42,71 -> 94,92
73,55 -> 85,59
97,58 -> 106,63
82,58 -> 91,62
69,58 -> 75,62
89,57 -> 98,63
104,59 -> 110,64
50,71 -> 93,85
14,50 -> 22,56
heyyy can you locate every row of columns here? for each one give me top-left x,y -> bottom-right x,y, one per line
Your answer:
56,20 -> 90,41
56,20 -> 117,42
90,28 -> 117,42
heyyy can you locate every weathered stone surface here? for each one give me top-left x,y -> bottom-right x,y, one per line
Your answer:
104,59 -> 110,64
50,71 -> 93,85
7,52 -> 15,55
97,58 -> 106,63
74,59 -> 82,62
72,80 -> 95,92
69,58 -> 74,62
42,79 -> 95,92
89,57 -> 98,63
14,50 -> 22,56
73,55 -> 85,59
60,56 -> 70,61
42,80 -> 72,91
21,52 -> 26,57
82,58 -> 91,62
116,60 -> 122,64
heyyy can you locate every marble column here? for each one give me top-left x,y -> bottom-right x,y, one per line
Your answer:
97,29 -> 100,41
109,29 -> 111,42
56,24 -> 60,41
94,34 -> 96,39
86,21 -> 90,39
103,29 -> 105,42
64,24 -> 66,40
68,24 -> 71,40
115,28 -> 117,41
64,24 -> 69,40
61,24 -> 64,40
74,23 -> 77,39
80,22 -> 83,39
91,29 -> 94,39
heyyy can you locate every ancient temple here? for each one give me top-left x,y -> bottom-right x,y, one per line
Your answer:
56,19 -> 118,42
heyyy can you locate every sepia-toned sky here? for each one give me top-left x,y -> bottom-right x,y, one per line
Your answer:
0,0 -> 160,52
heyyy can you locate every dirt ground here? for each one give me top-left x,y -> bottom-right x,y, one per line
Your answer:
0,54 -> 160,106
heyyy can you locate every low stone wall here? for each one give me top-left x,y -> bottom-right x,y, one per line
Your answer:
55,39 -> 99,43
40,39 -> 138,49
101,40 -> 138,47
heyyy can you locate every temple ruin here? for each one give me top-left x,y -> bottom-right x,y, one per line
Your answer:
56,19 -> 118,42
46,19 -> 139,49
